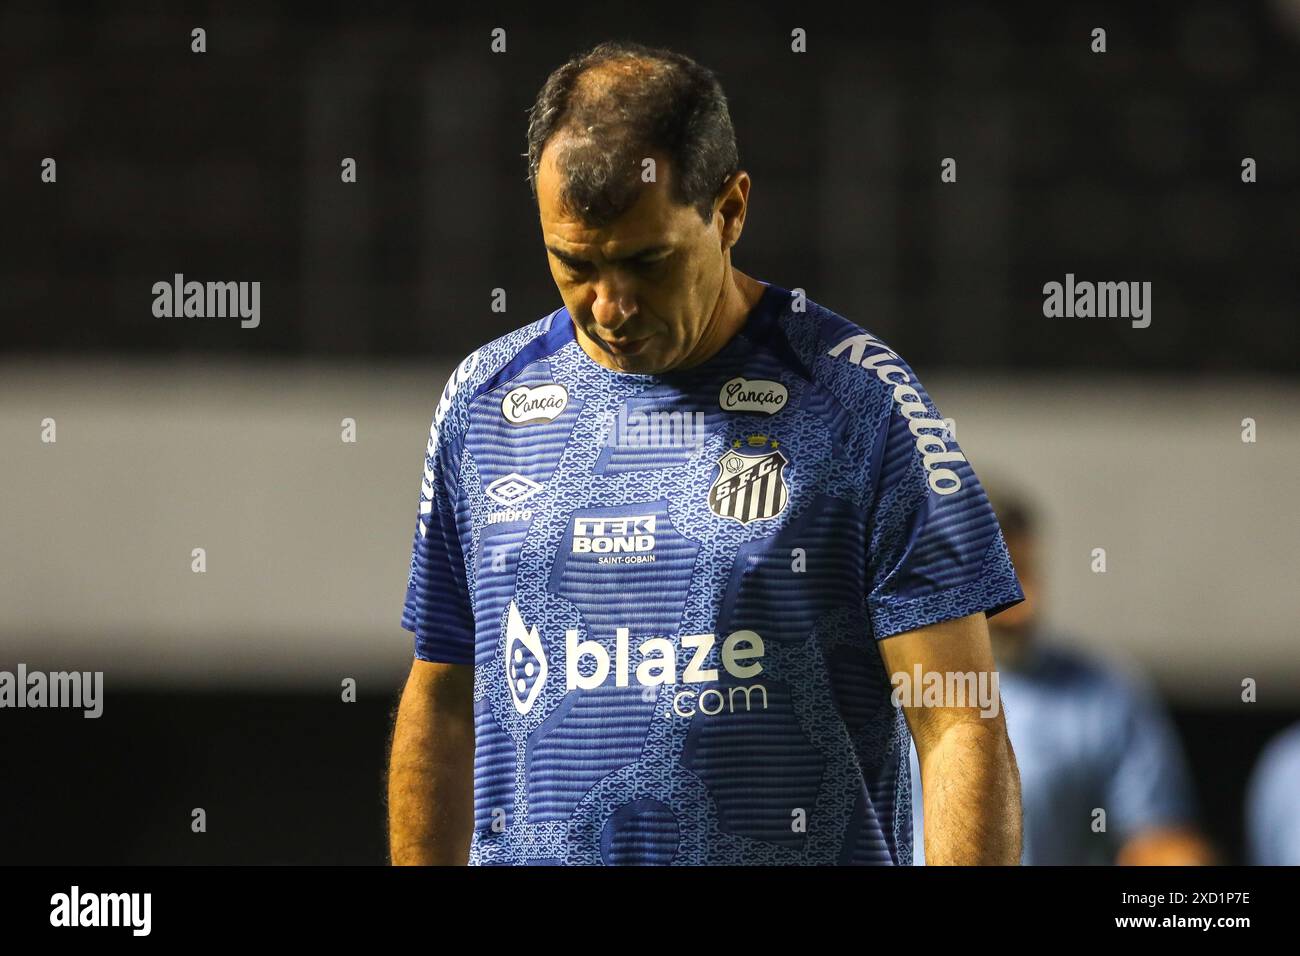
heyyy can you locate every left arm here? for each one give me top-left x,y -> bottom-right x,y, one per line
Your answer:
880,611 -> 1022,865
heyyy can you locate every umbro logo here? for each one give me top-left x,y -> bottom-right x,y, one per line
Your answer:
485,473 -> 543,505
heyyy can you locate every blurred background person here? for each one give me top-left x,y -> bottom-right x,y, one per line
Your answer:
1245,722 -> 1300,865
912,485 -> 1216,865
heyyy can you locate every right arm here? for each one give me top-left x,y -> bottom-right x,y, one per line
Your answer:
392,354 -> 482,863
387,658 -> 474,865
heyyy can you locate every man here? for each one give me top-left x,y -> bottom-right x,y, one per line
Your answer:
910,489 -> 1215,865
1246,722 -> 1300,865
388,40 -> 1024,865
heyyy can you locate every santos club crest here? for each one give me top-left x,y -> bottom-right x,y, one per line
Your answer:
708,436 -> 789,524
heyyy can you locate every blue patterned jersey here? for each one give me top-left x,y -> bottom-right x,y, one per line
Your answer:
400,281 -> 1023,865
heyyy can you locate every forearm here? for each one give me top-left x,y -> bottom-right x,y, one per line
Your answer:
920,719 -> 1022,865
1117,826 -> 1216,866
387,669 -> 474,865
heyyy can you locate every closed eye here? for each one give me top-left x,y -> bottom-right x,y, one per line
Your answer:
631,252 -> 672,272
553,251 -> 671,275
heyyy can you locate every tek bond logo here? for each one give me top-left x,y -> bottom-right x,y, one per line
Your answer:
571,514 -> 658,564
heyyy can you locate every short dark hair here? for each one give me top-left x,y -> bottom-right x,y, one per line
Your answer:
525,41 -> 740,227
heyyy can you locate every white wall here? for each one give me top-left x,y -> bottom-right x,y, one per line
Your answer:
929,372 -> 1298,705
2,359 -> 1295,701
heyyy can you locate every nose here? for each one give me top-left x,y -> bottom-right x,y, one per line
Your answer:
591,281 -> 638,332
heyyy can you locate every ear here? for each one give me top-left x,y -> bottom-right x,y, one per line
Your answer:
715,171 -> 750,249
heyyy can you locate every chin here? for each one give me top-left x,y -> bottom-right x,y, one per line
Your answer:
619,349 -> 669,374
621,358 -> 663,374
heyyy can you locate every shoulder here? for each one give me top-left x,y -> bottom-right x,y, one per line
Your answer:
1247,722 -> 1300,861
1248,722 -> 1300,836
772,288 -> 936,421
426,308 -> 569,449
1034,639 -> 1169,717
1032,641 -> 1121,688
772,289 -> 968,495
1253,722 -> 1300,784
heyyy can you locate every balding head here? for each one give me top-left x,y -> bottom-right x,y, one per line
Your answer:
525,41 -> 739,228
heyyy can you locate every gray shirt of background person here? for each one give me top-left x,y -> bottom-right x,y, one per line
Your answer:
911,631 -> 1198,865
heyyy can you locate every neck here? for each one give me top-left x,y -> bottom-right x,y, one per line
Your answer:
676,266 -> 763,371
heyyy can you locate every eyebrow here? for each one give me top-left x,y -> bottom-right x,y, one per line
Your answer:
546,244 -> 673,266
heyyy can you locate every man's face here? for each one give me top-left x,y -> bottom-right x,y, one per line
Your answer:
536,141 -> 736,374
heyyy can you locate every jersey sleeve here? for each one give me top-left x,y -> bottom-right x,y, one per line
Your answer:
861,348 -> 1024,640
399,402 -> 475,665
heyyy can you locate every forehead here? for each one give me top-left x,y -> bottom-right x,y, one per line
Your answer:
537,140 -> 693,249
